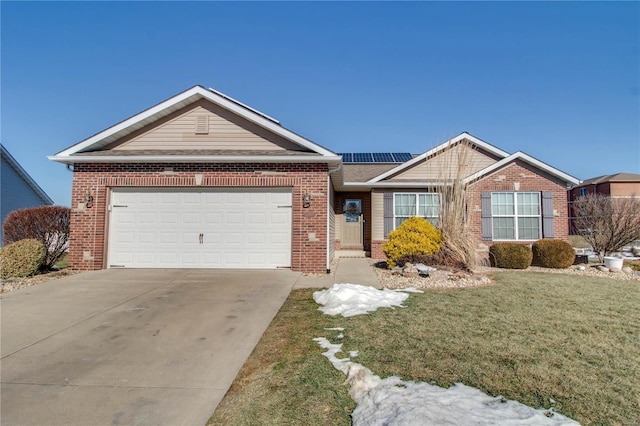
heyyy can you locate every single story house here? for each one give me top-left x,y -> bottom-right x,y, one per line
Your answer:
1,144 -> 54,245
49,85 -> 579,273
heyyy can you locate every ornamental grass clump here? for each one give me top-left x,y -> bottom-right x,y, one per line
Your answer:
532,239 -> 575,269
0,239 -> 46,279
382,217 -> 442,269
489,243 -> 532,269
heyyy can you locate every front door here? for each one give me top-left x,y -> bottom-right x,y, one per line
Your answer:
341,199 -> 363,247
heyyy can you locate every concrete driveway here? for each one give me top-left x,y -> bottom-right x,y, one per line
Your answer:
1,268 -> 300,425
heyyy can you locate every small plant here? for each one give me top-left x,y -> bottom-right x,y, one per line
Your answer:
382,217 -> 442,269
489,243 -> 532,269
0,239 -> 46,279
532,239 -> 575,269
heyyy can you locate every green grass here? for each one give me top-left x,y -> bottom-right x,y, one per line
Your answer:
208,272 -> 640,425
53,252 -> 68,269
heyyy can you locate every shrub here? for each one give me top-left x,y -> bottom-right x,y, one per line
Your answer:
382,217 -> 442,269
2,206 -> 70,270
0,239 -> 46,279
489,243 -> 532,269
532,239 -> 575,269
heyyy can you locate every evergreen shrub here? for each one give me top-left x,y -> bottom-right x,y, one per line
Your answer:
382,217 -> 442,269
489,243 -> 532,269
0,239 -> 46,279
532,239 -> 575,269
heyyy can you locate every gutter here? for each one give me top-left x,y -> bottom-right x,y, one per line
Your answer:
48,155 -> 343,165
326,162 -> 343,272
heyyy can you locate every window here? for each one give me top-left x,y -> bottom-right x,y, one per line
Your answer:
579,187 -> 588,197
491,192 -> 541,240
394,193 -> 440,228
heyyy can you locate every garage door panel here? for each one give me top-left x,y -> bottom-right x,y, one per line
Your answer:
108,188 -> 292,269
138,232 -> 157,244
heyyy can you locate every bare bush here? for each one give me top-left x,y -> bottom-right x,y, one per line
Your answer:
573,194 -> 640,261
2,206 -> 70,270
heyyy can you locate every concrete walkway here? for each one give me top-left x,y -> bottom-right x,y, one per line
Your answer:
294,257 -> 381,289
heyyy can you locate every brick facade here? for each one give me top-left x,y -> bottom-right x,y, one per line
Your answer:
69,162 -> 328,273
466,161 -> 570,246
369,161 -> 570,262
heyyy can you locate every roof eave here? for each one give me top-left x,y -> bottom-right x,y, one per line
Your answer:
463,152 -> 580,186
53,85 -> 337,158
48,154 -> 342,165
1,145 -> 54,204
367,132 -> 510,183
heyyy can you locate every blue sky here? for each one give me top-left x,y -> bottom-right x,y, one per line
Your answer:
2,1 -> 639,206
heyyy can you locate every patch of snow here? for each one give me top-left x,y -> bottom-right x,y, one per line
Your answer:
313,283 -> 411,317
313,284 -> 580,426
314,337 -> 579,426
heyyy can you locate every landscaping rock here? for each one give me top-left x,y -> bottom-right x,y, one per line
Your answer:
622,266 -> 633,274
429,270 -> 450,281
597,266 -> 610,273
402,263 -> 419,277
414,263 -> 437,273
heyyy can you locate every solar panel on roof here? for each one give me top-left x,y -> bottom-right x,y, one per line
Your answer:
339,152 -> 413,163
391,153 -> 413,162
353,153 -> 373,163
338,153 -> 353,162
372,153 -> 394,162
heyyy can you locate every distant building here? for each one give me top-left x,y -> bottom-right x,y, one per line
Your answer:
568,173 -> 640,234
1,144 -> 54,245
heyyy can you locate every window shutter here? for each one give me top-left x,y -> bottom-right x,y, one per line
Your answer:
481,192 -> 492,241
542,191 -> 554,238
383,193 -> 393,238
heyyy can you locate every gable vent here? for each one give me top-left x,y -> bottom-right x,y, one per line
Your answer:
195,115 -> 209,134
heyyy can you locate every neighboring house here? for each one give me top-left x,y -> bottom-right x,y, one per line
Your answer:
49,85 -> 579,273
568,173 -> 640,234
1,144 -> 55,245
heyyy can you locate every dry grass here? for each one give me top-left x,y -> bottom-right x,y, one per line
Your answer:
208,272 -> 640,425
207,290 -> 354,425
435,139 -> 481,269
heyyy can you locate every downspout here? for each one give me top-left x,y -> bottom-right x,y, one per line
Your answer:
327,162 -> 343,272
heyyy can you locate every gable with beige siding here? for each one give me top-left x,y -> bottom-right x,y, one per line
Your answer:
387,143 -> 499,181
110,99 -> 305,152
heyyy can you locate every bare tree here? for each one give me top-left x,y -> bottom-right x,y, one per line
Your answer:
573,193 -> 640,261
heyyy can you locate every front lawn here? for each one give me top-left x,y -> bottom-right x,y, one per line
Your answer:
208,272 -> 640,425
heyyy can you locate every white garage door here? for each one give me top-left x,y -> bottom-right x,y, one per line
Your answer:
107,188 -> 292,269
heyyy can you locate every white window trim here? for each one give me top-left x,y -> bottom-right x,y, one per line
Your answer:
491,192 -> 542,241
393,192 -> 440,229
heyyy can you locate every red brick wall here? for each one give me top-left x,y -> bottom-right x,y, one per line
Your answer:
466,161 -> 570,248
370,241 -> 386,260
69,162 -> 328,273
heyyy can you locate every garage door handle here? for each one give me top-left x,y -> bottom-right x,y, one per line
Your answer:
199,233 -> 204,244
